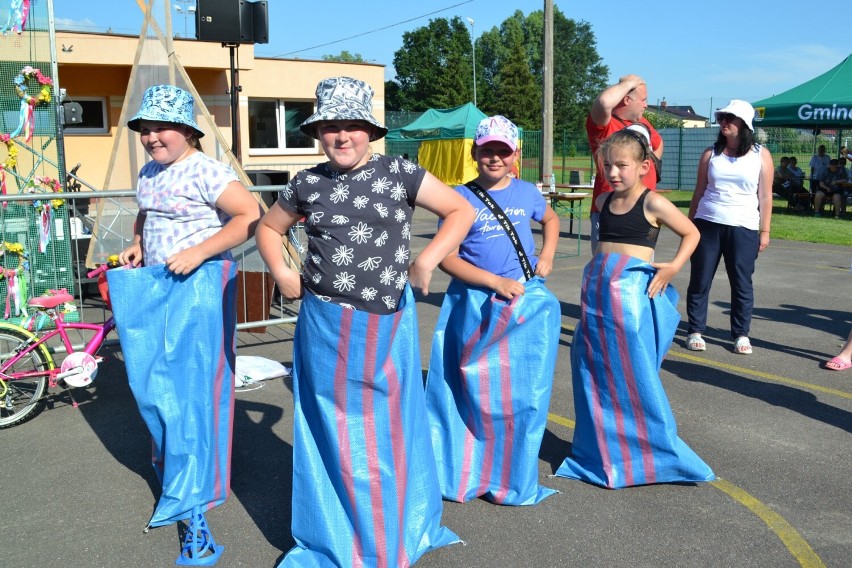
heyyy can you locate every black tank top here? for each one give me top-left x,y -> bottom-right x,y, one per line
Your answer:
598,189 -> 660,249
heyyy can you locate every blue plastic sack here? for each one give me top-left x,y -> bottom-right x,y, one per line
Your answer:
556,253 -> 714,489
425,277 -> 559,505
107,260 -> 237,526
280,286 -> 459,567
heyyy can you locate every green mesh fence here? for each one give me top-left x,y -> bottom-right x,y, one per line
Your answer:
0,0 -> 76,327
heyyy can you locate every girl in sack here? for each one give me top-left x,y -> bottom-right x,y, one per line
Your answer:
424,115 -> 562,505
110,84 -> 261,566
556,128 -> 715,489
256,76 -> 474,567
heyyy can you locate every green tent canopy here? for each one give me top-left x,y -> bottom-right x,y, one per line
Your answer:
385,103 -> 488,185
385,102 -> 487,141
753,55 -> 852,128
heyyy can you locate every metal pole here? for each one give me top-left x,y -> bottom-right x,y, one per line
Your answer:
226,43 -> 242,164
541,0 -> 554,183
468,17 -> 476,106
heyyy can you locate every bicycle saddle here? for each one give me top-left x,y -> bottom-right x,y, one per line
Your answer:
28,290 -> 74,309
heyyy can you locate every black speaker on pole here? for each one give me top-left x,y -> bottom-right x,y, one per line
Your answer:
196,0 -> 240,43
248,1 -> 268,44
196,0 -> 268,44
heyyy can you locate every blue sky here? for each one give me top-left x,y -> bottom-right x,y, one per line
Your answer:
55,0 -> 850,119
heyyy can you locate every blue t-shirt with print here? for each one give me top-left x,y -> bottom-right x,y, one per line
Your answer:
451,178 -> 547,280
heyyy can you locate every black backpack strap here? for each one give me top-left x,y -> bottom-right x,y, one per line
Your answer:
464,181 -> 534,281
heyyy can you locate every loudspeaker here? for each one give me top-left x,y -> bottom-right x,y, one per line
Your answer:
196,0 -> 241,43
248,1 -> 268,44
196,0 -> 267,44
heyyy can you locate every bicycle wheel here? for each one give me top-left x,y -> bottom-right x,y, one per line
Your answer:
0,325 -> 54,429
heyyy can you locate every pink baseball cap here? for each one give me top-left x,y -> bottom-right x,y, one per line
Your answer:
474,115 -> 519,151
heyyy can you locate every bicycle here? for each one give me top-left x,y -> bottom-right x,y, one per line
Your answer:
0,258 -> 121,428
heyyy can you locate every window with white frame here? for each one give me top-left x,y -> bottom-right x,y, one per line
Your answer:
248,99 -> 315,153
62,97 -> 108,134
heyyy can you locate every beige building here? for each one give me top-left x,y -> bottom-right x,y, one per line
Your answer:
56,30 -> 386,190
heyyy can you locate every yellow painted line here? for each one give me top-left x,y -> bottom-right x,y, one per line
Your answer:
668,351 -> 852,400
546,412 -> 575,430
558,322 -> 852,399
546,414 -> 826,568
710,478 -> 827,568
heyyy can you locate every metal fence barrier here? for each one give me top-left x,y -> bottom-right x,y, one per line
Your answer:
0,187 -> 297,340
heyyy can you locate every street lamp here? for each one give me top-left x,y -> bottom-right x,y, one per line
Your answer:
467,17 -> 476,107
174,0 -> 196,38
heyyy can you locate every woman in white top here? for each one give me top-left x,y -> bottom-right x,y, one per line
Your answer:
685,100 -> 773,355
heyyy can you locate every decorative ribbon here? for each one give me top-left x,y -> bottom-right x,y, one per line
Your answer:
1,0 -> 30,35
38,203 -> 52,252
10,67 -> 52,142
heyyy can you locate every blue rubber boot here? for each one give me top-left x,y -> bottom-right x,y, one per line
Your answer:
175,506 -> 224,566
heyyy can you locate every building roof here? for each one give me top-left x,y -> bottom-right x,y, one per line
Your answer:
648,104 -> 708,121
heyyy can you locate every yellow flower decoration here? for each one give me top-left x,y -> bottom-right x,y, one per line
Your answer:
3,241 -> 24,255
26,176 -> 64,209
14,66 -> 52,107
0,134 -> 15,171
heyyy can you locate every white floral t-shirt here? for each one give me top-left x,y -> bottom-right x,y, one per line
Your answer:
135,151 -> 237,266
278,154 -> 425,314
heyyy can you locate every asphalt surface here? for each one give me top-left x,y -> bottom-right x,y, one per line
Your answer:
3,207 -> 851,568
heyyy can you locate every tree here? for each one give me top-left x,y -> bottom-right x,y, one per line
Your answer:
388,17 -> 473,111
322,51 -> 367,63
387,7 -> 609,134
491,19 -> 539,129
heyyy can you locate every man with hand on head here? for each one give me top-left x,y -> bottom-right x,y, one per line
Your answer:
586,74 -> 664,252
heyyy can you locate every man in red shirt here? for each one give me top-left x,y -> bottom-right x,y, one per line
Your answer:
586,74 -> 663,251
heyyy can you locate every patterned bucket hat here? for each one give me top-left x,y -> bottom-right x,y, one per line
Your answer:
127,85 -> 204,138
300,77 -> 387,141
474,115 -> 519,151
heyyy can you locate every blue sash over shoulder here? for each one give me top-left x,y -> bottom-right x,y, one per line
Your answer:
107,260 -> 237,526
556,253 -> 714,489
280,286 -> 459,567
425,277 -> 559,505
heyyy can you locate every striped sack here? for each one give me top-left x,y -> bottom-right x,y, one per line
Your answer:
556,253 -> 714,489
425,277 -> 559,505
280,286 -> 459,567
107,260 -> 237,526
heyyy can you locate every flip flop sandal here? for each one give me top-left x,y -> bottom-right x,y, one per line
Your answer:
686,333 -> 706,351
734,336 -> 752,355
824,356 -> 852,371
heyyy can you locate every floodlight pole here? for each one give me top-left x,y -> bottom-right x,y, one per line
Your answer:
224,43 -> 242,164
174,0 -> 196,38
541,0 -> 554,183
467,17 -> 477,107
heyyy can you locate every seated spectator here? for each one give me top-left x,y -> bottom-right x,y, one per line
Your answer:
786,156 -> 809,211
814,158 -> 846,217
774,156 -> 793,196
788,156 -> 805,184
838,156 -> 850,181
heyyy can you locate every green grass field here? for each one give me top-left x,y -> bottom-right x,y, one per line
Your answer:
658,190 -> 852,247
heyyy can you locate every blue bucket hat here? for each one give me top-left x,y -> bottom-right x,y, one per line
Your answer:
127,85 -> 204,138
300,77 -> 387,141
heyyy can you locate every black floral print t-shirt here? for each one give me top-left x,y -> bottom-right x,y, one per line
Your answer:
277,154 -> 426,314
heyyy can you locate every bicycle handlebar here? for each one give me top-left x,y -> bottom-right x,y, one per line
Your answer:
86,265 -> 110,279
86,255 -> 122,279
